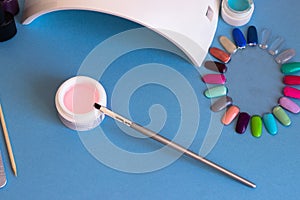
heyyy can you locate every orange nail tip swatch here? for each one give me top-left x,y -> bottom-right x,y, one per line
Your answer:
221,105 -> 240,125
209,47 -> 231,63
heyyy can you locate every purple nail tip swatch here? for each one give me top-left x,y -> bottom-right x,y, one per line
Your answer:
235,112 -> 251,134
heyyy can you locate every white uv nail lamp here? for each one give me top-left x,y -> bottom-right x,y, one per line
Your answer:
22,0 -> 220,66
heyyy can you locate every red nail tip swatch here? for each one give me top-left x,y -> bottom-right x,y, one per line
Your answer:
283,76 -> 300,85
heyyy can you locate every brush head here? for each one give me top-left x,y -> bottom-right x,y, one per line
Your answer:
94,103 -> 101,110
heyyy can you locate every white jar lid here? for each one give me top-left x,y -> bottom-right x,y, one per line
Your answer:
221,0 -> 254,26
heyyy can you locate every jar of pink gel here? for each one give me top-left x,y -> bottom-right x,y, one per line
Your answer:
55,76 -> 107,131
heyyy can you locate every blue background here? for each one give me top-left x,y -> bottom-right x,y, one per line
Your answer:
1,0 -> 300,199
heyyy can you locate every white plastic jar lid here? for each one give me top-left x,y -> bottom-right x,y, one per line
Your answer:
221,0 -> 254,27
55,76 -> 107,131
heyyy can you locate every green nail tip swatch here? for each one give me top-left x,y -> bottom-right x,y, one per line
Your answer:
281,62 -> 300,74
251,115 -> 262,138
272,106 -> 291,126
204,85 -> 228,98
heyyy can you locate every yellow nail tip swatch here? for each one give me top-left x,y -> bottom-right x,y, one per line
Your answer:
272,106 -> 291,126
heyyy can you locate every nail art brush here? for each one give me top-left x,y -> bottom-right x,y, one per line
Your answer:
94,103 -> 256,188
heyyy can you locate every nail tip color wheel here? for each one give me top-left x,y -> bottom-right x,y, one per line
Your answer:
203,26 -> 299,138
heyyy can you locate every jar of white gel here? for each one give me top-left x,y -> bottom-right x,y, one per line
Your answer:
221,0 -> 254,26
55,76 -> 107,131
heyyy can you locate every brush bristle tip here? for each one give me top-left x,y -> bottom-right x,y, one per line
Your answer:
94,103 -> 101,109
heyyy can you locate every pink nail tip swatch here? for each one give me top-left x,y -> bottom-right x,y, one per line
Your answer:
202,74 -> 226,84
279,97 -> 300,114
283,86 -> 300,99
283,75 -> 300,85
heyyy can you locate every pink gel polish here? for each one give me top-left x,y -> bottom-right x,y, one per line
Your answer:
202,74 -> 226,84
64,83 -> 100,114
283,86 -> 300,99
279,97 -> 300,114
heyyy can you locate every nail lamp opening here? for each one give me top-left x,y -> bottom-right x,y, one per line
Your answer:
22,0 -> 220,67
55,76 -> 107,131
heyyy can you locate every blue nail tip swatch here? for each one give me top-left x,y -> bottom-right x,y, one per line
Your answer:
262,113 -> 278,135
247,26 -> 258,46
232,28 -> 246,49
